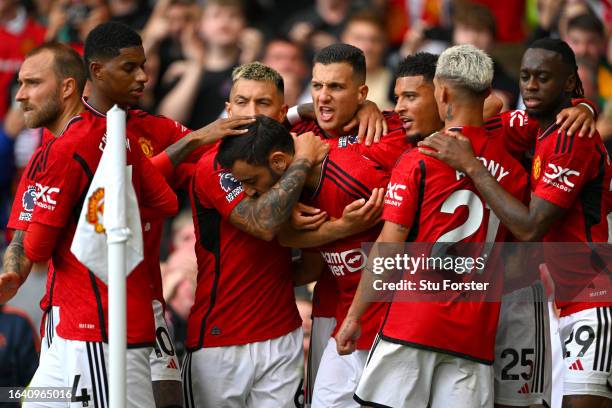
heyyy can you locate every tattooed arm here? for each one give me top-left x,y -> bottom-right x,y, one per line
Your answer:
229,157 -> 313,241
228,131 -> 329,241
1,230 -> 32,303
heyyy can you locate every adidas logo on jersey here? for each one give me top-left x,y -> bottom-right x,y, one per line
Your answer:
166,359 -> 178,369
211,326 -> 221,335
569,359 -> 584,370
517,383 -> 530,394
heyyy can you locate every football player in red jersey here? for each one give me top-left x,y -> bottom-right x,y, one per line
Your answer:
420,38 -> 612,407
335,44 -> 529,407
1,43 -> 85,362
8,26 -> 178,407
216,111 -> 386,407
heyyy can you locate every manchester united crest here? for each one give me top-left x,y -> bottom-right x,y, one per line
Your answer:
86,188 -> 105,233
533,155 -> 541,180
139,137 -> 154,158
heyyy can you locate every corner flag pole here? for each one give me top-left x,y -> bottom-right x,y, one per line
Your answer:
106,105 -> 129,408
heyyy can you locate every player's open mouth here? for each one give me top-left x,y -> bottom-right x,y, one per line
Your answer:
401,117 -> 413,130
523,98 -> 541,109
319,106 -> 334,122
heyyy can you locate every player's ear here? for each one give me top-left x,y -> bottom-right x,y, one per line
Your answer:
357,84 -> 368,105
564,72 -> 577,94
269,151 -> 289,173
90,61 -> 103,81
226,101 -> 233,118
61,77 -> 77,100
278,104 -> 289,123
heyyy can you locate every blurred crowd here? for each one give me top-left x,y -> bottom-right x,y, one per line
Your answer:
0,0 -> 611,377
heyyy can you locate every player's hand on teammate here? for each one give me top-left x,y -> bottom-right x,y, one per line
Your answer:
335,316 -> 361,355
0,271 -> 22,304
344,100 -> 388,146
418,131 -> 480,173
190,116 -> 256,147
291,202 -> 328,230
556,104 -> 597,138
338,187 -> 385,235
293,131 -> 329,164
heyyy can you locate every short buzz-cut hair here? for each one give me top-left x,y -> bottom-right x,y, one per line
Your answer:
314,43 -> 366,84
27,42 -> 87,95
216,115 -> 294,169
84,22 -> 142,71
396,52 -> 438,82
232,62 -> 284,94
435,44 -> 493,94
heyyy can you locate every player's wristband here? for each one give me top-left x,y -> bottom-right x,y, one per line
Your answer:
578,102 -> 595,118
571,98 -> 598,121
287,106 -> 300,126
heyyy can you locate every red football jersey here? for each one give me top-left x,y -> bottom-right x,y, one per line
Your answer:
311,266 -> 338,318
26,109 -> 177,345
81,99 -> 195,305
308,147 -> 389,349
7,117 -> 83,323
530,124 -> 612,315
187,148 -> 301,349
381,126 -> 528,363
290,111 -> 414,173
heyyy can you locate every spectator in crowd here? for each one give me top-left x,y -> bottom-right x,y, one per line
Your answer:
452,0 -> 519,110
0,304 -> 39,407
158,0 -> 245,129
44,0 -> 110,52
341,11 -> 393,109
563,13 -> 611,108
109,0 -> 152,31
262,37 -> 309,107
141,0 -> 199,111
284,0 -> 354,54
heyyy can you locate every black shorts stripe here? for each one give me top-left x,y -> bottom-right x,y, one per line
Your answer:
601,307 -> 610,372
537,285 -> 546,394
325,171 -> 364,201
92,342 -> 107,408
327,160 -> 371,198
594,307 -> 603,371
180,353 -> 189,408
98,343 -> 109,406
86,342 -> 100,408
365,334 -> 381,367
304,320 -> 315,404
187,353 -> 195,408
604,306 -> 612,373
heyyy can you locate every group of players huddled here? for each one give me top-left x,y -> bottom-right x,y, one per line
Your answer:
0,19 -> 611,408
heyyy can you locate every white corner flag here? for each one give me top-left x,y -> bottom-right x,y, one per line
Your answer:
71,106 -> 143,283
71,105 -> 142,408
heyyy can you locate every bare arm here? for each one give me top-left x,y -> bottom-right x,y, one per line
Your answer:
418,133 -> 565,241
293,251 -> 324,286
164,117 -> 255,166
0,231 -> 32,303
